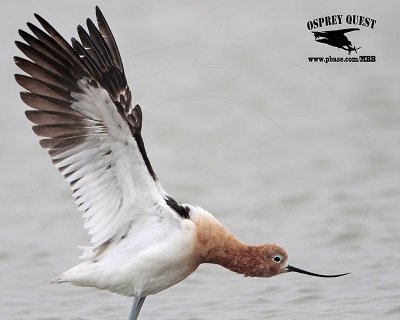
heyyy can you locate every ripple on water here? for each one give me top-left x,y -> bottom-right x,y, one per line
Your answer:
382,306 -> 400,316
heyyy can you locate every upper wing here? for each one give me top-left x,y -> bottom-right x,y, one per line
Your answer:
14,6 -> 189,249
313,28 -> 360,36
333,28 -> 360,34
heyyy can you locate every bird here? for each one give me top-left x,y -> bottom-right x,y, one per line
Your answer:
312,28 -> 361,54
14,6 -> 349,320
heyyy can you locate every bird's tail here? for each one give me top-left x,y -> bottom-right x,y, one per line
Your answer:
50,261 -> 98,286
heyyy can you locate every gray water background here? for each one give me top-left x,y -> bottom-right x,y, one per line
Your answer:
1,0 -> 399,319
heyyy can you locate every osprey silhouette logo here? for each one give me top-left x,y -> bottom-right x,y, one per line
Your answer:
307,14 -> 377,58
312,28 -> 360,55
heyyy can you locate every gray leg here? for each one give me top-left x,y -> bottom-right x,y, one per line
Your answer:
128,296 -> 146,320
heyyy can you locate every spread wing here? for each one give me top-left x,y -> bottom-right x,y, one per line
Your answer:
313,28 -> 360,36
330,28 -> 360,34
15,6 -> 189,249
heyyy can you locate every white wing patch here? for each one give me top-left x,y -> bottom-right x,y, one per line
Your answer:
15,8 -> 190,254
51,79 -> 164,247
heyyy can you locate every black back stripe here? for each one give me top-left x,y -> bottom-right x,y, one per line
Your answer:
133,132 -> 157,181
165,196 -> 190,219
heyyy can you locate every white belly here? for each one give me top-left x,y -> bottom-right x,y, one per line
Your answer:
57,218 -> 198,296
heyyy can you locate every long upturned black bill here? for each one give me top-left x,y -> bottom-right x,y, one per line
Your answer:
286,265 -> 350,278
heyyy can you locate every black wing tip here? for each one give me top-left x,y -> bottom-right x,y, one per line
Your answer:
14,41 -> 32,58
33,13 -> 49,30
71,37 -> 81,49
14,73 -> 27,84
13,56 -> 23,64
86,17 -> 95,27
86,18 -> 96,33
95,6 -> 104,18
25,109 -> 34,116
34,13 -> 47,25
77,24 -> 86,34
15,40 -> 26,49
17,29 -> 27,37
26,21 -> 35,29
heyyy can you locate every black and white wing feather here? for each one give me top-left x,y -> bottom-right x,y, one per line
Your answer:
15,7 -> 189,249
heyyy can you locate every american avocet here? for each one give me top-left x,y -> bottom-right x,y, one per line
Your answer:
15,7 -> 349,320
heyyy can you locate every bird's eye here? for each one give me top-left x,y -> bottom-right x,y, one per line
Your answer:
273,255 -> 281,263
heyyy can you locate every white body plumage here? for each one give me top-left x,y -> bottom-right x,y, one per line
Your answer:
56,206 -> 205,297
